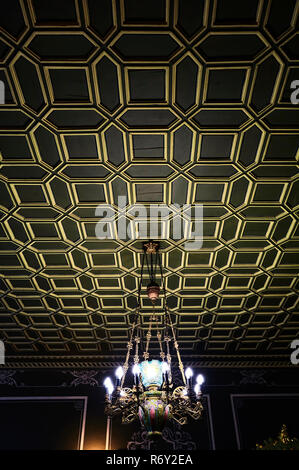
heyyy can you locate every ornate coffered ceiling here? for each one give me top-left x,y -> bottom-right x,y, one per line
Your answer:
0,0 -> 298,366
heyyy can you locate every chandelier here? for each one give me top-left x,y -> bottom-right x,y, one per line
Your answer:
103,241 -> 205,441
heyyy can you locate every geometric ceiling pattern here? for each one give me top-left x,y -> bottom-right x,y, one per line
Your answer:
0,0 -> 298,365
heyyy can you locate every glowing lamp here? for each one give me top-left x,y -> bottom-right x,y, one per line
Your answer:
103,377 -> 114,396
196,374 -> 205,385
132,364 -> 141,375
185,367 -> 193,380
115,366 -> 124,381
140,360 -> 163,388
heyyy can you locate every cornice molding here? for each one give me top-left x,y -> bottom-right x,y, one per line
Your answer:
0,354 -> 292,369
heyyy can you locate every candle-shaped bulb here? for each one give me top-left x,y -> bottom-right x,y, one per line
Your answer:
103,377 -> 114,396
185,367 -> 193,380
132,364 -> 140,375
115,366 -> 124,381
196,374 -> 205,385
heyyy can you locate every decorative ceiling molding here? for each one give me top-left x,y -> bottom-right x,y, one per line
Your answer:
0,354 -> 292,369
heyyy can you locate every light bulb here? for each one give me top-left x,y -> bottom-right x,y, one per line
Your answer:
119,390 -> 126,397
194,383 -> 200,395
132,364 -> 140,375
103,377 -> 114,396
182,388 -> 188,396
103,377 -> 112,388
196,374 -> 204,385
147,364 -> 156,378
115,366 -> 124,380
185,367 -> 193,380
162,362 -> 170,374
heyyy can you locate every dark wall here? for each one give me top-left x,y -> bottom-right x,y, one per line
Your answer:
0,367 -> 298,450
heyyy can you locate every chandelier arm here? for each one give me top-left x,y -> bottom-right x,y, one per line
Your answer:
107,400 -> 139,421
157,329 -> 164,360
163,274 -> 172,374
156,311 -> 165,361
134,327 -> 140,365
158,251 -> 166,311
120,320 -> 137,388
165,334 -> 172,383
144,302 -> 154,359
166,307 -> 186,385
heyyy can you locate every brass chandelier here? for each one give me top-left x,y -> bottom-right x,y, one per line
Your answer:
104,241 -> 205,440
